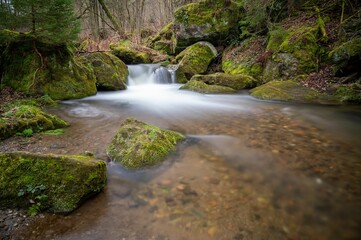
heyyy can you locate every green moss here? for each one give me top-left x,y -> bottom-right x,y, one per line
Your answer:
335,84 -> 361,104
111,44 -> 150,64
250,80 -> 336,104
0,152 -> 106,213
180,80 -> 236,94
0,29 -> 20,46
41,129 -> 65,135
106,118 -> 185,169
1,35 -> 97,100
0,104 -> 68,140
263,23 -> 320,81
148,22 -> 176,55
174,42 -> 217,82
222,37 -> 266,79
191,73 -> 257,90
172,0 -> 241,51
77,52 -> 128,91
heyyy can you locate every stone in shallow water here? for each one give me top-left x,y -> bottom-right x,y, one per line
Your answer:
0,152 -> 106,213
106,118 -> 185,169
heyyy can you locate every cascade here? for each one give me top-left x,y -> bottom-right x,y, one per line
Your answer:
127,64 -> 175,85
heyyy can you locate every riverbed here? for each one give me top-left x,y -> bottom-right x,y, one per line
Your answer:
1,65 -> 361,240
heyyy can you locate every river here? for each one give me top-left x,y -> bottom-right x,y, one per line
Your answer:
9,64 -> 361,240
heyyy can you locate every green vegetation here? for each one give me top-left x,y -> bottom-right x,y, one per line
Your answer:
0,103 -> 68,140
41,129 -> 65,135
0,152 -> 106,213
180,80 -> 236,94
106,118 -> 185,169
0,0 -> 79,45
111,42 -> 151,64
17,184 -> 48,216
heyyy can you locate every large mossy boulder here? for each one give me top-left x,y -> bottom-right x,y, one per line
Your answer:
263,24 -> 320,82
0,104 -> 68,140
222,37 -> 266,79
180,80 -> 236,94
250,80 -> 336,104
173,41 -> 217,83
0,31 -> 97,100
111,41 -> 151,64
329,37 -> 361,76
0,152 -> 106,213
172,0 -> 241,52
191,73 -> 257,90
149,0 -> 241,53
77,52 -> 128,91
107,118 -> 185,169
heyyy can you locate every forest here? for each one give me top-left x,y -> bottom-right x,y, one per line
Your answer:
0,0 -> 361,239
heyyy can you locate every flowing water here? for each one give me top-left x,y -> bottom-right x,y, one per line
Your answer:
9,64 -> 361,240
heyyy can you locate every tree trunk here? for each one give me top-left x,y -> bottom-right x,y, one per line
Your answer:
97,0 -> 124,37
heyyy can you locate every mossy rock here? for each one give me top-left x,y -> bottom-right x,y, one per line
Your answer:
263,24 -> 320,82
222,37 -> 266,79
174,41 -> 217,83
0,34 -> 97,100
180,80 -> 236,94
329,37 -> 361,76
0,152 -> 106,213
148,22 -> 176,55
106,118 -> 185,169
334,84 -> 361,104
0,104 -> 69,140
77,52 -> 128,91
191,73 -> 257,90
250,80 -> 337,104
111,44 -> 151,64
172,0 -> 241,52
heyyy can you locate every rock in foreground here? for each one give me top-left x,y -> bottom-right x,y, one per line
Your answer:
107,118 -> 185,169
0,152 -> 106,213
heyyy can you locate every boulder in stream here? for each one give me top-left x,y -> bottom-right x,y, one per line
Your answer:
190,73 -> 257,90
107,118 -> 185,169
173,41 -> 217,83
77,52 -> 129,91
250,80 -> 338,104
180,80 -> 236,94
0,152 -> 106,213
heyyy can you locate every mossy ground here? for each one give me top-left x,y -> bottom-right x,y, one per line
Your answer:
106,118 -> 185,169
0,100 -> 68,140
0,152 -> 106,213
222,37 -> 266,79
180,80 -> 236,94
111,44 -> 151,64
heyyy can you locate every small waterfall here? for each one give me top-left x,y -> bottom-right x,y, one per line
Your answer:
127,64 -> 175,86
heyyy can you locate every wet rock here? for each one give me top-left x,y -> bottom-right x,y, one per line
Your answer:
191,73 -> 257,90
77,52 -> 128,91
173,42 -> 217,83
106,118 -> 185,169
0,152 -> 106,213
250,80 -> 338,104
180,80 -> 236,94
